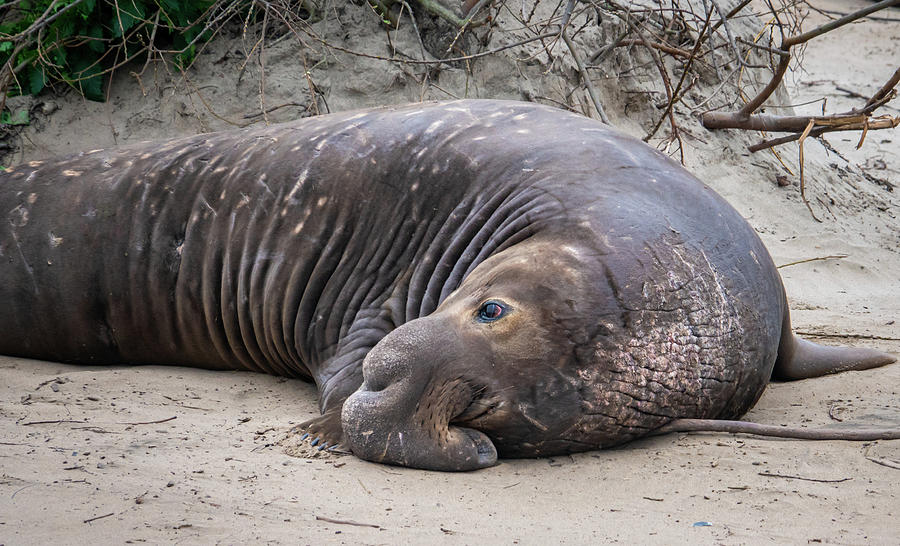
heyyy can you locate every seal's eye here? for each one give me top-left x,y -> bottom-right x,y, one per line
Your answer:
477,301 -> 506,323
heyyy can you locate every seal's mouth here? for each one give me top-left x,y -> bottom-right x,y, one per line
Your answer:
341,379 -> 498,471
338,314 -> 500,471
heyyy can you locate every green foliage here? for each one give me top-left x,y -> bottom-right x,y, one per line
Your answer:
0,109 -> 29,125
0,0 -> 217,104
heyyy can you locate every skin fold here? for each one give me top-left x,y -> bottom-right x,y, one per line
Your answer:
0,100 -> 894,471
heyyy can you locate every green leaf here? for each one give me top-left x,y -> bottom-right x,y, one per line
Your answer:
51,12 -> 76,39
52,45 -> 67,66
1,110 -> 31,126
86,23 -> 104,53
158,0 -> 181,15
2,0 -> 230,99
16,48 -> 38,73
112,0 -> 146,37
71,57 -> 104,102
28,66 -> 45,95
77,0 -> 97,19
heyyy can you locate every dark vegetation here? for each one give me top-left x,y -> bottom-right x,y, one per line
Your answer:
1,0 -> 897,172
0,0 -> 220,103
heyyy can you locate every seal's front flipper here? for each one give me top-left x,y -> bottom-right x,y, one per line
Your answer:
299,407 -> 348,451
773,333 -> 896,380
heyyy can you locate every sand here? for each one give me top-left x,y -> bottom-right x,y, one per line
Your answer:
1,0 -> 898,543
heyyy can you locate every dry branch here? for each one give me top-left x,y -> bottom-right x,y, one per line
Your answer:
614,38 -> 691,59
700,0 -> 900,146
644,3 -> 713,145
560,0 -> 609,124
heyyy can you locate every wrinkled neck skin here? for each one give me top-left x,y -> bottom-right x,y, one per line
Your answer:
275,107 -> 568,412
342,227 -> 780,470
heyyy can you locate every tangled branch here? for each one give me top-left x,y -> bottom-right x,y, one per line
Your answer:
701,0 -> 900,146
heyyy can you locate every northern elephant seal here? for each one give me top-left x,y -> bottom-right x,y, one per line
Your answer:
1,100 -> 895,470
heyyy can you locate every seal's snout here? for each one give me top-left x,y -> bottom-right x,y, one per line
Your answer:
341,319 -> 498,471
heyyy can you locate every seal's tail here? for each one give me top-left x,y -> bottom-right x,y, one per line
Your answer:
773,333 -> 896,380
773,300 -> 896,380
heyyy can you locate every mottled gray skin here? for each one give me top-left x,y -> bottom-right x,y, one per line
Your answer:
1,100 -> 893,471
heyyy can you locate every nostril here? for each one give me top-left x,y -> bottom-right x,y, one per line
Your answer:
359,355 -> 394,392
360,344 -> 416,392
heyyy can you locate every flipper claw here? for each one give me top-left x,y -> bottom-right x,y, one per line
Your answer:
298,407 -> 346,453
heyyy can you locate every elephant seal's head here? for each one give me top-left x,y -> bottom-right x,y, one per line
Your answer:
341,236 -> 618,471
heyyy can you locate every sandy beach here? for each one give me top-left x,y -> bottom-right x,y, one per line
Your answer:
1,0 -> 898,543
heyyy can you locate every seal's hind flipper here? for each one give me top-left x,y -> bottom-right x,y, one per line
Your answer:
773,295 -> 896,380
773,333 -> 896,380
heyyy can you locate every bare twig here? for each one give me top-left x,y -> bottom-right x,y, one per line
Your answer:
865,66 -> 900,110
258,6 -> 270,125
777,254 -> 847,268
446,0 -> 492,55
796,119 -> 822,222
179,68 -> 251,127
242,101 -> 306,118
120,416 -> 177,425
21,419 -> 86,426
708,0 -> 753,35
613,38 -> 691,59
83,512 -> 115,524
560,0 -> 609,124
793,331 -> 900,342
315,515 -> 382,528
609,9 -> 680,150
645,2 -> 713,145
757,472 -> 852,483
866,456 -> 900,470
689,0 -> 900,220
297,29 -> 560,66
